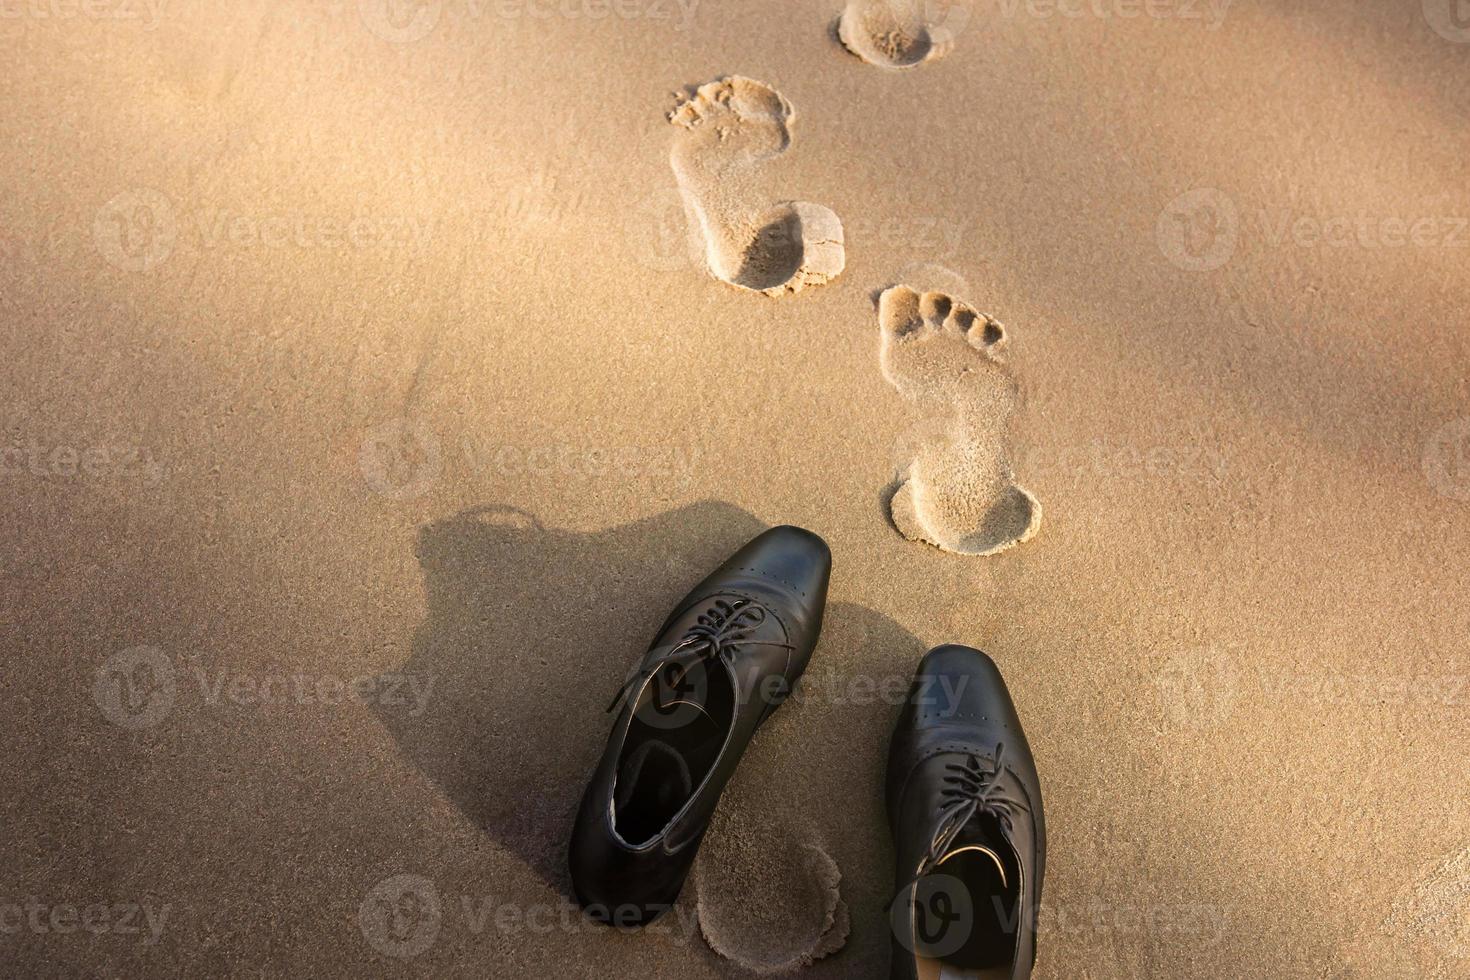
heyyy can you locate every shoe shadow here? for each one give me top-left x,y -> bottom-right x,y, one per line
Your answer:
375,500 -> 924,972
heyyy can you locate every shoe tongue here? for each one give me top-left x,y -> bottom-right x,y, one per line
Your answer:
947,811 -> 1007,854
614,739 -> 694,813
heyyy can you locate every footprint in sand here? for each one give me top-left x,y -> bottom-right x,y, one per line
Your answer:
835,0 -> 970,70
878,283 -> 1041,556
1386,843 -> 1470,963
694,809 -> 849,973
668,76 -> 845,296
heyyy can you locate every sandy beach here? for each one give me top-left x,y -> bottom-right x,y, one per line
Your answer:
4,0 -> 1470,975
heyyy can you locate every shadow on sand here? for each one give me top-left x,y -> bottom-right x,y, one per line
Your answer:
374,500 -> 925,971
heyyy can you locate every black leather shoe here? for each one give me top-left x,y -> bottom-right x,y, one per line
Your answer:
885,645 -> 1046,979
569,525 -> 831,926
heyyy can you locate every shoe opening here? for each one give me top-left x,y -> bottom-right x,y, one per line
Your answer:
911,813 -> 1022,980
612,659 -> 735,846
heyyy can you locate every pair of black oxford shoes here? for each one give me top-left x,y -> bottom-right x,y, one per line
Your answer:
568,525 -> 1046,979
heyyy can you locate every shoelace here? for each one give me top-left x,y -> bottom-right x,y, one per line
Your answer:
605,598 -> 793,715
913,743 -> 1026,881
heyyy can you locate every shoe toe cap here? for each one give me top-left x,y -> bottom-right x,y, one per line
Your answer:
911,644 -> 1020,732
727,524 -> 831,606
